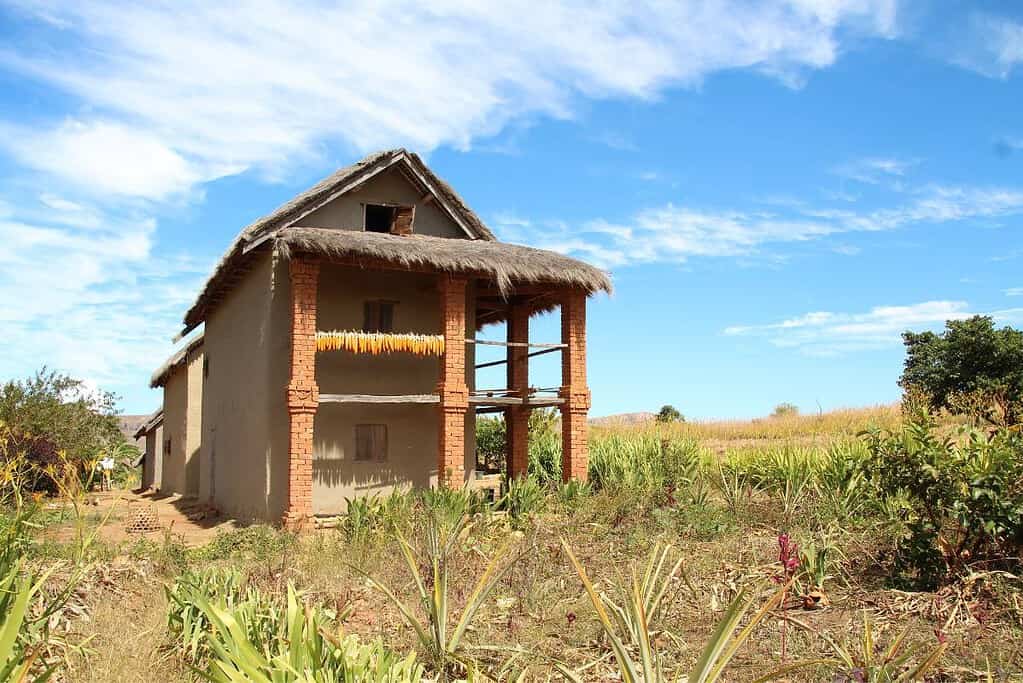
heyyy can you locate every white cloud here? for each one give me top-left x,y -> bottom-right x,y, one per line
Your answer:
4,120 -> 207,201
833,156 -> 916,185
0,0 -> 897,198
1006,288 -> 1023,297
952,13 -> 1023,78
0,194 -> 210,405
497,183 -> 1023,269
724,300 -> 973,355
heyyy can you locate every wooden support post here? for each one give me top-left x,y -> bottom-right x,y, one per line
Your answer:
560,290 -> 590,483
283,258 -> 319,530
437,276 -> 468,488
505,305 -> 529,479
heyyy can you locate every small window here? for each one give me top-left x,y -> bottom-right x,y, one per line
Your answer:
365,204 -> 396,233
363,301 -> 395,332
354,424 -> 387,462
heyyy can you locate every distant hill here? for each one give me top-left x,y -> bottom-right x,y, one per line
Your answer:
118,414 -> 150,450
591,412 -> 656,426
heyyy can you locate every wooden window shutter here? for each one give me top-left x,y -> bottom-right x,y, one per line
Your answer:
363,302 -> 379,332
363,301 -> 395,332
355,424 -> 388,462
391,205 -> 415,235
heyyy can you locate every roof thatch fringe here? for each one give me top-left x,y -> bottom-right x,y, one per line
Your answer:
150,332 -> 204,388
275,228 -> 613,297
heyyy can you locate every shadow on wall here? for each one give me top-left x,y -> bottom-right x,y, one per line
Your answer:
312,456 -> 434,491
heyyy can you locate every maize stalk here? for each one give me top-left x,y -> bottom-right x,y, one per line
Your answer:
315,330 -> 446,356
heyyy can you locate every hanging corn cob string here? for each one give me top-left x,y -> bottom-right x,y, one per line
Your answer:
315,330 -> 446,357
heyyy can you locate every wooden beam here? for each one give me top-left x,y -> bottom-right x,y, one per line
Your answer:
466,339 -> 566,349
468,395 -> 564,407
474,345 -> 561,370
319,393 -> 439,404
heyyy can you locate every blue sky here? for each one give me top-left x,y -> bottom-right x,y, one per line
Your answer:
0,1 -> 1021,419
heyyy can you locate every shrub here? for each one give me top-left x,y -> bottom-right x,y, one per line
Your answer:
864,409 -> 1023,588
771,403 -> 799,418
475,416 -> 506,473
499,476 -> 546,520
655,405 -> 684,424
901,316 -> 1023,425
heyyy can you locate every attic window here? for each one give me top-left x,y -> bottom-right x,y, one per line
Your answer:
365,204 -> 394,233
364,203 -> 415,235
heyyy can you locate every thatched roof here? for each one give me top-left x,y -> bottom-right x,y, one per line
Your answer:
235,149 -> 495,244
132,409 -> 164,440
276,228 -> 613,296
150,333 -> 204,388
181,149 -> 499,335
180,149 -> 611,335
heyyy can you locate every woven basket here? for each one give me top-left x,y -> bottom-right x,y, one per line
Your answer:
125,504 -> 161,534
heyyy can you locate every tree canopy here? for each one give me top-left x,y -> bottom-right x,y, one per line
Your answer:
0,368 -> 122,464
655,405 -> 684,424
900,316 -> 1023,425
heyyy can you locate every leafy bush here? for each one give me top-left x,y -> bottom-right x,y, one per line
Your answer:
901,316 -> 1023,425
655,405 -> 684,424
498,476 -> 546,520
864,410 -> 1023,588
0,370 -> 121,465
771,403 -> 799,418
474,416 -> 506,473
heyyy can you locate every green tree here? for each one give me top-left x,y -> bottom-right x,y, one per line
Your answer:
655,405 -> 684,424
900,316 -> 1023,425
0,368 -> 122,467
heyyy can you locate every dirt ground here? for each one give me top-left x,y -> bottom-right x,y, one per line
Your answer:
47,489 -> 244,546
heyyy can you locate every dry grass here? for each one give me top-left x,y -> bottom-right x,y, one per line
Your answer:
27,404 -> 1023,681
598,404 -> 902,443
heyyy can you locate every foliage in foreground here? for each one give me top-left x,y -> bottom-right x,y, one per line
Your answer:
865,408 -> 1023,588
560,540 -> 787,683
352,513 -> 518,678
167,568 -> 423,682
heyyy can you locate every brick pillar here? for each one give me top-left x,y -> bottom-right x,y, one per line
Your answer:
283,258 -> 319,530
560,290 -> 590,483
437,276 -> 468,488
505,304 -> 529,479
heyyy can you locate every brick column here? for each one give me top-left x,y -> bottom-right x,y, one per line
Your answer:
505,304 -> 529,479
437,276 -> 468,488
560,290 -> 590,483
283,258 -> 319,530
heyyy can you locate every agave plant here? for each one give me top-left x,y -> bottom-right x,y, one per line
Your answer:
761,612 -> 947,682
559,539 -> 789,683
193,583 -> 423,682
602,544 -> 686,647
352,514 -> 518,676
0,563 -> 55,683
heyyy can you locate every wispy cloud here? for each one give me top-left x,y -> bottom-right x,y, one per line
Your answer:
496,183 -> 1023,269
725,300 -> 1023,356
0,0 -> 897,199
951,13 -> 1023,79
1006,287 -> 1023,297
833,157 -> 917,185
0,194 -> 210,396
